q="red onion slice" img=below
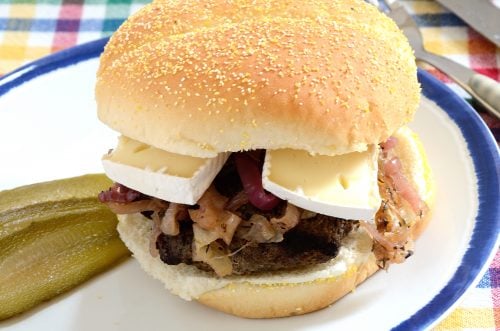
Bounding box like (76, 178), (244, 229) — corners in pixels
(234, 153), (281, 210)
(98, 183), (141, 203)
(383, 157), (422, 213)
(381, 136), (398, 151)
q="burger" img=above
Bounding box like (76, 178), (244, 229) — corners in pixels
(95, 0), (434, 318)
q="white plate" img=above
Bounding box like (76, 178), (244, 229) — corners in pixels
(0, 39), (498, 331)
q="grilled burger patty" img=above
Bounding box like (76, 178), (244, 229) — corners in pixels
(156, 214), (355, 275)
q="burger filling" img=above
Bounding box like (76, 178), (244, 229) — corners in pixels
(99, 139), (428, 276)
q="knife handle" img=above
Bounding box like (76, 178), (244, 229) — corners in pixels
(418, 52), (500, 119)
(469, 74), (500, 117)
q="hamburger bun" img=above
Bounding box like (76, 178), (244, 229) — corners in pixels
(97, 0), (431, 319)
(116, 127), (434, 318)
(95, 0), (420, 158)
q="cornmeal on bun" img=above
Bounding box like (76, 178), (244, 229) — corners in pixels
(95, 0), (434, 318)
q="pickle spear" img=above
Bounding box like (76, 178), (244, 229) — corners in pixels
(0, 174), (114, 239)
(0, 174), (130, 320)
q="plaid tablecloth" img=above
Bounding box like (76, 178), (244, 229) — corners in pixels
(0, 0), (498, 329)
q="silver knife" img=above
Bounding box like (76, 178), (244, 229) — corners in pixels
(377, 0), (500, 118)
(435, 0), (500, 47)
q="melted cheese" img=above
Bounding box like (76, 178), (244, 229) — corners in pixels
(102, 136), (229, 204)
(262, 147), (381, 221)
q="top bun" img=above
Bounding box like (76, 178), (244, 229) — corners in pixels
(96, 0), (420, 158)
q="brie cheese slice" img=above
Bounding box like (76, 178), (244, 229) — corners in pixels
(102, 136), (229, 204)
(262, 147), (381, 221)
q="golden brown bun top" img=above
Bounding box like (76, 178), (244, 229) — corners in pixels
(96, 0), (420, 157)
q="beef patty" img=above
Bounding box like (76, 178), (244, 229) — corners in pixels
(156, 214), (356, 275)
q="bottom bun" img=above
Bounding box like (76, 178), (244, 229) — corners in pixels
(116, 127), (434, 318)
(118, 213), (378, 318)
(197, 254), (379, 318)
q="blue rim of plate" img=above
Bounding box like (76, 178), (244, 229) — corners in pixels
(0, 38), (498, 330)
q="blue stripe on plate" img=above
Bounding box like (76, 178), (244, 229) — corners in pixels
(0, 38), (498, 331)
(392, 71), (500, 330)
(0, 38), (107, 97)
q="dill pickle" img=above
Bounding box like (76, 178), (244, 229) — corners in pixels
(0, 199), (104, 239)
(0, 175), (130, 320)
(0, 174), (113, 239)
(0, 174), (113, 209)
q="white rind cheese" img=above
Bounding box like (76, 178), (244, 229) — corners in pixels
(102, 136), (229, 204)
(262, 147), (381, 221)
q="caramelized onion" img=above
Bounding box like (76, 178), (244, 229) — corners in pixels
(270, 204), (300, 234)
(383, 157), (422, 212)
(224, 190), (249, 212)
(218, 213), (242, 245)
(103, 199), (166, 215)
(242, 215), (281, 243)
(188, 188), (223, 230)
(160, 203), (187, 236)
(300, 210), (317, 219)
(359, 221), (396, 252)
(192, 223), (219, 247)
(235, 203), (300, 243)
(150, 212), (162, 257)
(234, 153), (281, 211)
(192, 224), (233, 277)
(189, 187), (242, 245)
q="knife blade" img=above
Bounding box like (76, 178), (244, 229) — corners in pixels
(435, 0), (500, 47)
